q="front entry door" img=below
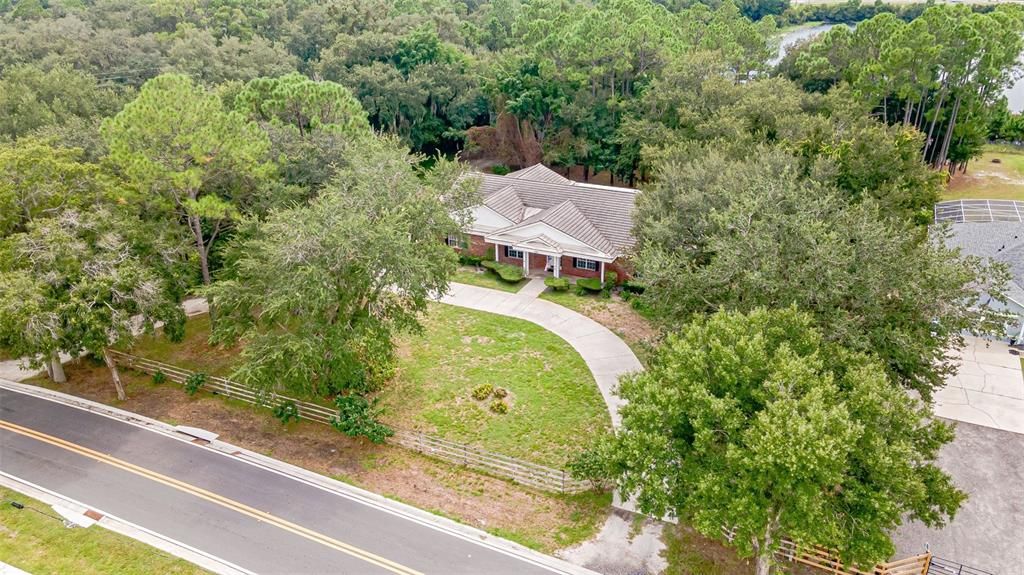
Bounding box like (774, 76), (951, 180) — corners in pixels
(546, 255), (555, 271)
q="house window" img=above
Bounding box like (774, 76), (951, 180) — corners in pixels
(573, 257), (598, 271)
(504, 245), (524, 259)
(446, 234), (464, 248)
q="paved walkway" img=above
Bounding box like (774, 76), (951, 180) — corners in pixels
(934, 336), (1024, 435)
(439, 279), (643, 428)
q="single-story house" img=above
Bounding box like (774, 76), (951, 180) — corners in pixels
(942, 219), (1024, 341)
(450, 164), (638, 283)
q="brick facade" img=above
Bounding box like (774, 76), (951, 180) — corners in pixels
(454, 235), (631, 283)
(555, 256), (630, 283)
(465, 234), (490, 258)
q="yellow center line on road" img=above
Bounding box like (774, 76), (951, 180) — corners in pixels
(0, 418), (424, 575)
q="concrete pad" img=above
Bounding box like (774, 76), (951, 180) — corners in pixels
(893, 422), (1024, 575)
(963, 391), (1024, 435)
(982, 376), (1024, 399)
(951, 372), (987, 391)
(936, 337), (1024, 435)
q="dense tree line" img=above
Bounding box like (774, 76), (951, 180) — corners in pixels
(2, 1), (1020, 179)
(780, 5), (1024, 171)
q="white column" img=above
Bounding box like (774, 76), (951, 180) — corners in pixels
(495, 244), (500, 261)
(554, 256), (560, 278)
(522, 250), (529, 274)
(600, 261), (605, 283)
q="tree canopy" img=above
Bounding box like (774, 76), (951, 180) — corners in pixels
(102, 73), (271, 285)
(634, 149), (1007, 399)
(575, 307), (964, 574)
(204, 137), (478, 440)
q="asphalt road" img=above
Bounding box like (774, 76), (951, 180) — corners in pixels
(0, 387), (574, 575)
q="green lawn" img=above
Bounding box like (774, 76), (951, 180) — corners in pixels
(384, 303), (608, 467)
(538, 288), (605, 312)
(0, 487), (207, 575)
(944, 144), (1024, 202)
(126, 304), (608, 468)
(452, 266), (526, 293)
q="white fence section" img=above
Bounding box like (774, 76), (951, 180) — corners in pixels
(107, 350), (590, 494)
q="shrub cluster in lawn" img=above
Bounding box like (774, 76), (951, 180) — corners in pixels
(544, 276), (570, 291)
(472, 383), (494, 400)
(470, 384), (510, 413)
(482, 260), (524, 283)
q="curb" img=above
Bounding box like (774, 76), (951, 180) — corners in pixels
(0, 472), (254, 575)
(0, 379), (600, 575)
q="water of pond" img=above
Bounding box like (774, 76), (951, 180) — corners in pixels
(773, 24), (1023, 112)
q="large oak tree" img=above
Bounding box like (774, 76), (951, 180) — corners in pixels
(576, 307), (964, 575)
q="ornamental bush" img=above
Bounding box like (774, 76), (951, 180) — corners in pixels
(544, 276), (570, 291)
(459, 252), (482, 266)
(184, 372), (207, 396)
(489, 399), (509, 414)
(603, 271), (618, 290)
(492, 387), (508, 398)
(152, 370), (167, 385)
(331, 395), (393, 443)
(481, 260), (524, 283)
(472, 383), (494, 400)
(576, 278), (603, 293)
(622, 279), (647, 294)
(273, 400), (301, 424)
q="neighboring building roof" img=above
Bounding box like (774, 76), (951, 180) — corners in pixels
(471, 164), (639, 259)
(943, 221), (1024, 309)
(935, 199), (1024, 223)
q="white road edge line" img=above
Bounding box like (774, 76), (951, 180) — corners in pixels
(0, 379), (599, 575)
(0, 470), (255, 575)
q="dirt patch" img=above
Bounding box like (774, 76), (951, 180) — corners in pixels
(33, 361), (610, 553)
(661, 523), (755, 575)
(586, 299), (658, 348)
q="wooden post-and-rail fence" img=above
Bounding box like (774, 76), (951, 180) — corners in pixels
(106, 350), (590, 494)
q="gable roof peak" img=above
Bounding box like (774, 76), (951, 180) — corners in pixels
(506, 163), (573, 185)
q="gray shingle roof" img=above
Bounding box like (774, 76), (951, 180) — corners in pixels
(506, 164), (573, 184)
(477, 167), (638, 256)
(482, 185), (525, 222)
(511, 200), (615, 255)
(944, 221), (1024, 307)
